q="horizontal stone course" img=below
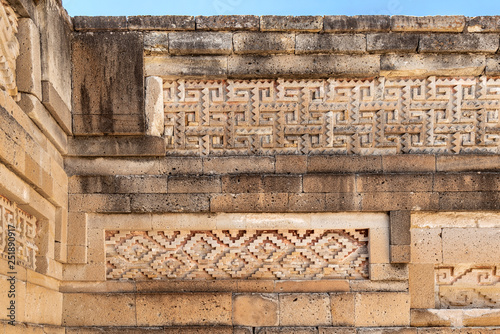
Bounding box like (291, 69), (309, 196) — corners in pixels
(196, 15), (260, 31)
(419, 33), (499, 53)
(296, 33), (366, 54)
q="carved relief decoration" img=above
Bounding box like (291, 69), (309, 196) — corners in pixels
(436, 265), (500, 308)
(106, 229), (369, 280)
(163, 77), (500, 156)
(0, 0), (19, 99)
(0, 195), (38, 270)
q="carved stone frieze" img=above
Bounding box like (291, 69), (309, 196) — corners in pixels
(0, 195), (38, 270)
(163, 77), (500, 156)
(106, 229), (369, 280)
(0, 0), (19, 99)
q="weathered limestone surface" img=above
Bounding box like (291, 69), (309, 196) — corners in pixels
(6, 7), (500, 333)
(72, 32), (145, 135)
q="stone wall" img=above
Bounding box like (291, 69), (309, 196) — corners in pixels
(1, 5), (500, 333)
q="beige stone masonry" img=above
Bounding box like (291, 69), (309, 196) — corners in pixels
(145, 76), (165, 137)
(16, 18), (41, 100)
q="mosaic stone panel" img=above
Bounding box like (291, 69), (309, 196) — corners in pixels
(163, 77), (500, 156)
(106, 229), (369, 280)
(436, 265), (500, 308)
(0, 0), (19, 99)
(0, 195), (38, 270)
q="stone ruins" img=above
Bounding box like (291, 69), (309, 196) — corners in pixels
(0, 0), (499, 332)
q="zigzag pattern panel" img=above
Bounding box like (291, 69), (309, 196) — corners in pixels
(106, 229), (369, 280)
(436, 265), (500, 308)
(163, 77), (500, 156)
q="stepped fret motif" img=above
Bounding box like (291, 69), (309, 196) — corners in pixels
(0, 195), (38, 270)
(106, 229), (369, 281)
(436, 265), (500, 308)
(163, 77), (500, 156)
(0, 0), (19, 99)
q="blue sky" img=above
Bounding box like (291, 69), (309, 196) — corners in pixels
(62, 0), (500, 17)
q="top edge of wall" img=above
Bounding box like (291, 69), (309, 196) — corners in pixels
(70, 15), (500, 33)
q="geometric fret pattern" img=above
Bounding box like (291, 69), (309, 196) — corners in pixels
(0, 0), (19, 99)
(164, 77), (500, 156)
(436, 265), (500, 308)
(0, 195), (38, 270)
(106, 229), (369, 280)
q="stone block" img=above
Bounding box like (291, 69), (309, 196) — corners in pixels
(308, 155), (382, 173)
(262, 175), (302, 193)
(358, 174), (433, 193)
(130, 194), (210, 213)
(38, 0), (72, 110)
(370, 263), (408, 281)
(62, 293), (136, 326)
(67, 245), (87, 264)
(256, 328), (318, 334)
(136, 293), (231, 326)
(128, 15), (195, 30)
(196, 15), (259, 31)
(419, 33), (499, 53)
(463, 310), (500, 326)
(159, 157), (203, 175)
(436, 155), (500, 172)
(210, 193), (288, 212)
(237, 280), (275, 293)
(367, 33), (419, 53)
(67, 212), (87, 246)
(303, 175), (355, 193)
(261, 15), (323, 32)
(410, 309), (454, 327)
(168, 176), (221, 193)
(319, 329), (357, 334)
(442, 227), (500, 263)
(64, 157), (161, 176)
(135, 280), (238, 293)
(289, 193), (326, 212)
(72, 114), (145, 136)
(69, 194), (131, 213)
(18, 93), (68, 154)
(7, 0), (35, 18)
(233, 32), (295, 54)
(487, 55), (500, 76)
(296, 34), (366, 54)
(349, 280), (408, 292)
(409, 263), (435, 309)
(228, 54), (380, 78)
(73, 16), (128, 31)
(72, 32), (145, 135)
(382, 155), (436, 173)
(279, 293), (332, 326)
(357, 329), (416, 334)
(390, 245), (411, 263)
(330, 293), (355, 326)
(169, 32), (233, 55)
(380, 54), (485, 77)
(24, 283), (62, 325)
(390, 210), (411, 245)
(16, 18), (42, 99)
(233, 294), (279, 326)
(324, 15), (390, 32)
(361, 192), (439, 211)
(221, 174), (263, 193)
(204, 156), (275, 174)
(391, 16), (466, 32)
(354, 292), (410, 327)
(275, 280), (349, 293)
(145, 55), (227, 78)
(439, 191), (500, 211)
(276, 155), (307, 174)
(67, 136), (165, 157)
(145, 76), (164, 137)
(411, 228), (442, 264)
(115, 175), (170, 194)
(468, 16), (500, 32)
(144, 32), (169, 53)
(434, 173), (500, 192)
(325, 193), (362, 211)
